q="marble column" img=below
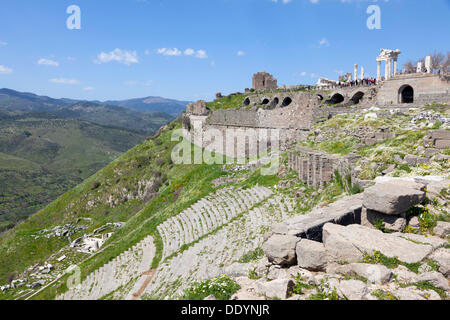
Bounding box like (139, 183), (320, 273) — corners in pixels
(385, 59), (389, 80)
(387, 59), (392, 79)
(393, 58), (398, 76)
(354, 64), (358, 82)
(377, 60), (381, 81)
(361, 66), (365, 80)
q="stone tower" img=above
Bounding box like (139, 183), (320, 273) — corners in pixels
(252, 72), (278, 91)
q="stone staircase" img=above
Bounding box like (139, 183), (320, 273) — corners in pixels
(143, 194), (297, 299)
(157, 186), (273, 259)
(57, 235), (155, 300)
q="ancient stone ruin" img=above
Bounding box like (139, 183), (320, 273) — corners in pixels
(252, 72), (278, 91)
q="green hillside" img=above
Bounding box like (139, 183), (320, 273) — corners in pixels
(0, 115), (147, 232)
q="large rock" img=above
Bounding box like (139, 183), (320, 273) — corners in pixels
(272, 194), (363, 241)
(337, 280), (368, 300)
(417, 271), (449, 291)
(363, 183), (425, 215)
(334, 263), (392, 284)
(263, 235), (299, 266)
(429, 248), (450, 277)
(434, 221), (450, 238)
(323, 223), (434, 264)
(256, 279), (295, 299)
(296, 239), (327, 271)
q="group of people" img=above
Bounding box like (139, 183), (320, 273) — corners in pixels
(337, 78), (377, 88)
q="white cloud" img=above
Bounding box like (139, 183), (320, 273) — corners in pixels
(310, 0), (319, 3)
(318, 37), (330, 47)
(0, 65), (13, 74)
(38, 58), (59, 67)
(49, 78), (79, 85)
(83, 87), (95, 91)
(195, 50), (208, 59)
(184, 48), (195, 56)
(301, 71), (307, 76)
(95, 48), (139, 65)
(0, 41), (7, 46)
(157, 47), (208, 59)
(237, 51), (246, 56)
(157, 48), (182, 56)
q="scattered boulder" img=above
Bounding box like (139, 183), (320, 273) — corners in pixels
(393, 265), (418, 283)
(337, 280), (368, 300)
(416, 272), (449, 291)
(434, 221), (450, 238)
(408, 216), (420, 229)
(363, 183), (425, 215)
(429, 248), (450, 277)
(334, 263), (392, 284)
(394, 288), (427, 300)
(256, 279), (295, 299)
(287, 266), (315, 285)
(404, 155), (430, 167)
(263, 235), (299, 266)
(296, 239), (327, 271)
(266, 265), (288, 281)
(323, 223), (434, 264)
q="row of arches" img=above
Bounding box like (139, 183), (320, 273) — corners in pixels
(324, 85), (415, 106)
(244, 96), (293, 109)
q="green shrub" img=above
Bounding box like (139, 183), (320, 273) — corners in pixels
(239, 248), (264, 263)
(182, 275), (241, 300)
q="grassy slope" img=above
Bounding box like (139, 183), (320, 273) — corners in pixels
(0, 117), (146, 231)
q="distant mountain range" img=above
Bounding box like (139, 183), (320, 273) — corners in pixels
(0, 88), (189, 231)
(0, 88), (190, 131)
(95, 97), (190, 116)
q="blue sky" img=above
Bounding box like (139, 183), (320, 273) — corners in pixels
(0, 0), (449, 102)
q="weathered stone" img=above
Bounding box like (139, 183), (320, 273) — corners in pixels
(337, 280), (368, 300)
(434, 221), (450, 238)
(394, 288), (427, 300)
(287, 266), (315, 285)
(256, 279), (295, 299)
(408, 216), (420, 228)
(276, 194), (363, 241)
(267, 265), (288, 281)
(204, 295), (217, 300)
(363, 183), (425, 215)
(426, 180), (450, 197)
(296, 239), (327, 271)
(224, 263), (254, 278)
(323, 223), (434, 264)
(417, 272), (449, 291)
(263, 235), (299, 266)
(429, 248), (450, 277)
(362, 208), (406, 232)
(392, 232), (448, 250)
(435, 140), (450, 149)
(334, 263), (392, 284)
(231, 277), (265, 301)
(404, 155), (430, 166)
(393, 265), (417, 283)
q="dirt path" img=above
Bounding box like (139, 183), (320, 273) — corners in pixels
(131, 269), (156, 300)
